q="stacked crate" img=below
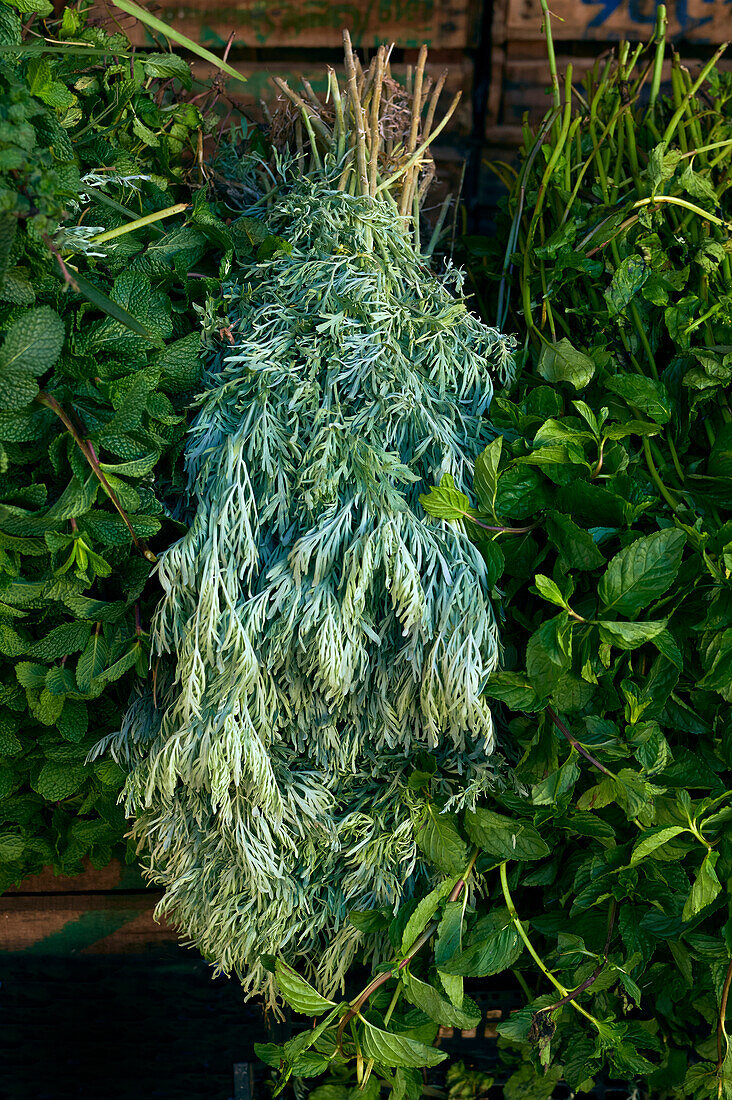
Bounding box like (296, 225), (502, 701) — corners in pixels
(488, 0), (732, 145)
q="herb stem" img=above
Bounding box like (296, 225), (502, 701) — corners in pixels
(338, 850), (478, 1046)
(499, 862), (600, 1028)
(35, 392), (157, 562)
(717, 956), (732, 1082)
(546, 706), (614, 777)
(87, 203), (188, 245)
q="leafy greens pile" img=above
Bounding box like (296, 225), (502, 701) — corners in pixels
(256, 9), (732, 1099)
(0, 0), (256, 890)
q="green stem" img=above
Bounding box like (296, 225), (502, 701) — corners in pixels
(661, 44), (728, 150)
(642, 436), (681, 510)
(499, 862), (600, 1028)
(633, 195), (731, 231)
(87, 202), (188, 245)
(35, 393), (156, 562)
(648, 4), (667, 110)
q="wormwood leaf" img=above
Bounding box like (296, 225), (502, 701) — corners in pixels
(463, 808), (550, 861)
(274, 959), (335, 1014)
(400, 971), (480, 1028)
(598, 529), (685, 617)
(359, 1018), (447, 1069)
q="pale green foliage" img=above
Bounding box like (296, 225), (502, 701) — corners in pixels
(102, 130), (514, 1001)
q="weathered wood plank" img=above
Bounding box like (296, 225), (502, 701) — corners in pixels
(500, 0), (732, 44)
(0, 891), (175, 953)
(7, 858), (143, 893)
(99, 0), (480, 50)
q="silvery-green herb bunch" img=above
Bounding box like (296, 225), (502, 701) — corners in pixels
(102, 36), (515, 1003)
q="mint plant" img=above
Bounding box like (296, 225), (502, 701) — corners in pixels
(0, 0), (258, 888)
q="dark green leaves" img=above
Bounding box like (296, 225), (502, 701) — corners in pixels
(598, 529), (685, 617)
(415, 805), (469, 875)
(400, 971), (481, 1028)
(359, 1019), (447, 1069)
(419, 477), (472, 522)
(464, 808), (550, 861)
(275, 960), (336, 1015)
(537, 339), (595, 390)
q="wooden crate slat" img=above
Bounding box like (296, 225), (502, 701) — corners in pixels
(501, 0), (732, 44)
(6, 859), (144, 894)
(102, 0), (480, 50)
(0, 891), (175, 954)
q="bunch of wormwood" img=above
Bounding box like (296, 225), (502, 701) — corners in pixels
(0, 0), (270, 889)
(257, 10), (732, 1100)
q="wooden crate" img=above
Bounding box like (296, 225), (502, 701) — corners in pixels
(1, 860), (176, 954)
(111, 0), (481, 49)
(487, 0), (732, 144)
(502, 0), (732, 44)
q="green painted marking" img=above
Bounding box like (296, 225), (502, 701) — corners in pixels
(23, 908), (143, 955)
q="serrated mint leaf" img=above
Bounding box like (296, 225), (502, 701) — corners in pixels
(464, 808), (550, 861)
(597, 619), (667, 650)
(440, 916), (522, 977)
(415, 805), (468, 875)
(545, 510), (605, 570)
(630, 825), (687, 865)
(400, 971), (480, 1028)
(359, 1018), (447, 1069)
(274, 959), (335, 1015)
(419, 480), (472, 522)
(683, 851), (722, 921)
(598, 529), (685, 617)
(400, 876), (455, 955)
(0, 305), (64, 377)
(605, 374), (672, 424)
(33, 760), (86, 800)
(537, 338), (595, 390)
(483, 671), (542, 711)
(473, 436), (502, 515)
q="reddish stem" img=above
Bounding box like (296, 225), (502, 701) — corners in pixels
(546, 705), (614, 778)
(36, 392), (156, 563)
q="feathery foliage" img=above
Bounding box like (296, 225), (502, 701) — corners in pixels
(103, 38), (515, 1000)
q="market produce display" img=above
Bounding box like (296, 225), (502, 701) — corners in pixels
(103, 37), (515, 1003)
(255, 9), (732, 1099)
(3, 0), (731, 1097)
(0, 0), (246, 890)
